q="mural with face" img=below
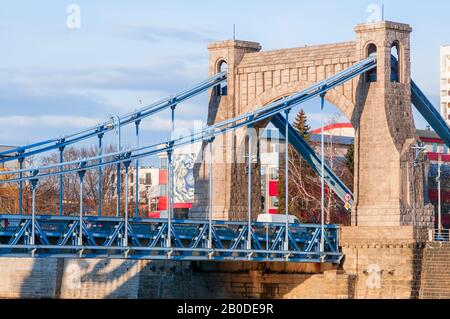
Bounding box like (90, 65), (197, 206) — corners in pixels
(173, 153), (195, 204)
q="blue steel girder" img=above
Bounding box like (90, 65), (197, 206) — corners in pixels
(0, 56), (383, 264)
(0, 72), (227, 163)
(7, 219), (50, 246)
(0, 56), (377, 187)
(411, 80), (450, 148)
(0, 215), (341, 263)
(8, 220), (32, 246)
(271, 113), (353, 206)
(189, 225), (209, 249)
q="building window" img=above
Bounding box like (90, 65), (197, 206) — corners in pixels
(390, 42), (400, 83)
(144, 173), (152, 185)
(269, 196), (279, 208)
(269, 167), (279, 180)
(442, 90), (448, 97)
(216, 60), (228, 96)
(160, 157), (168, 169)
(270, 143), (279, 153)
(366, 43), (377, 83)
(130, 173), (134, 184)
(150, 198), (158, 212)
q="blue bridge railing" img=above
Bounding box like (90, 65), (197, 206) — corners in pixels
(0, 215), (341, 263)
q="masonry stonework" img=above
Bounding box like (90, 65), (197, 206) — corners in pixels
(190, 21), (436, 299)
(0, 258), (356, 299)
(193, 21), (433, 228)
(1, 22), (439, 300)
(419, 242), (450, 299)
(0, 247), (446, 299)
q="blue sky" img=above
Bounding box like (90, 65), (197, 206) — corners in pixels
(0, 0), (448, 152)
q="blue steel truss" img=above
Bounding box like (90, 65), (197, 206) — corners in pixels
(271, 113), (354, 206)
(0, 55), (383, 264)
(0, 56), (378, 190)
(411, 80), (450, 148)
(0, 72), (227, 163)
(0, 215), (341, 263)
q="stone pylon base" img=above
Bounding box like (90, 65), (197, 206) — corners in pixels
(340, 226), (428, 299)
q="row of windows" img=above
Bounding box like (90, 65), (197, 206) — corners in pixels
(425, 143), (450, 154)
(441, 78), (450, 86)
(366, 42), (400, 83)
(441, 55), (450, 73)
(269, 196), (279, 209)
(129, 173), (153, 185)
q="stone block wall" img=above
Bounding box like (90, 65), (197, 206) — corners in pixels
(340, 226), (428, 299)
(1, 237), (450, 299)
(0, 258), (356, 299)
(419, 242), (450, 299)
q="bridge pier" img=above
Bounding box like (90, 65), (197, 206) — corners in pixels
(193, 21), (435, 226)
(352, 22), (434, 228)
(0, 250), (444, 299)
(190, 20), (436, 299)
(340, 226), (428, 299)
(0, 258), (355, 299)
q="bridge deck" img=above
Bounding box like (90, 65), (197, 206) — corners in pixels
(0, 215), (341, 263)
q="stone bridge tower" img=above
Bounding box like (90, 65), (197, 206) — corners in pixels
(192, 21), (433, 229)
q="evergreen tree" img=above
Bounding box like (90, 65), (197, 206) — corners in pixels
(293, 109), (311, 140)
(345, 144), (354, 175)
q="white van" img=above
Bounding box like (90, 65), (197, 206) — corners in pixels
(257, 214), (301, 225)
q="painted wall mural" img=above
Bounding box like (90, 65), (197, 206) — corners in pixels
(173, 153), (195, 204)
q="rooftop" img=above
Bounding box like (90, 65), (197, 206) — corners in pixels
(0, 146), (17, 158)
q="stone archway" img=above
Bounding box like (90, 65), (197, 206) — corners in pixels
(225, 81), (357, 220)
(193, 21), (433, 229)
(242, 81), (355, 121)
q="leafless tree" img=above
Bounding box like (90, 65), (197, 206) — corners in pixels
(2, 145), (123, 216)
(278, 113), (353, 225)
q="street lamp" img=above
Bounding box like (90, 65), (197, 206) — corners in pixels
(412, 143), (427, 219)
(437, 154), (443, 235)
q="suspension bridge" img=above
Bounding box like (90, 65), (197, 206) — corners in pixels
(0, 20), (448, 266)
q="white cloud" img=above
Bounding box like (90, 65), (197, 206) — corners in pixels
(0, 114), (204, 133)
(139, 115), (205, 133)
(0, 115), (100, 129)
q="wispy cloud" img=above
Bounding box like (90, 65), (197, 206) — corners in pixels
(140, 115), (204, 133)
(0, 61), (207, 94)
(0, 115), (100, 129)
(0, 114), (202, 133)
(118, 25), (216, 44)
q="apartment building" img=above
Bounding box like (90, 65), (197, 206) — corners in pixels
(441, 45), (450, 125)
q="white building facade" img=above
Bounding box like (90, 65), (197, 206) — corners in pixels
(441, 46), (450, 125)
